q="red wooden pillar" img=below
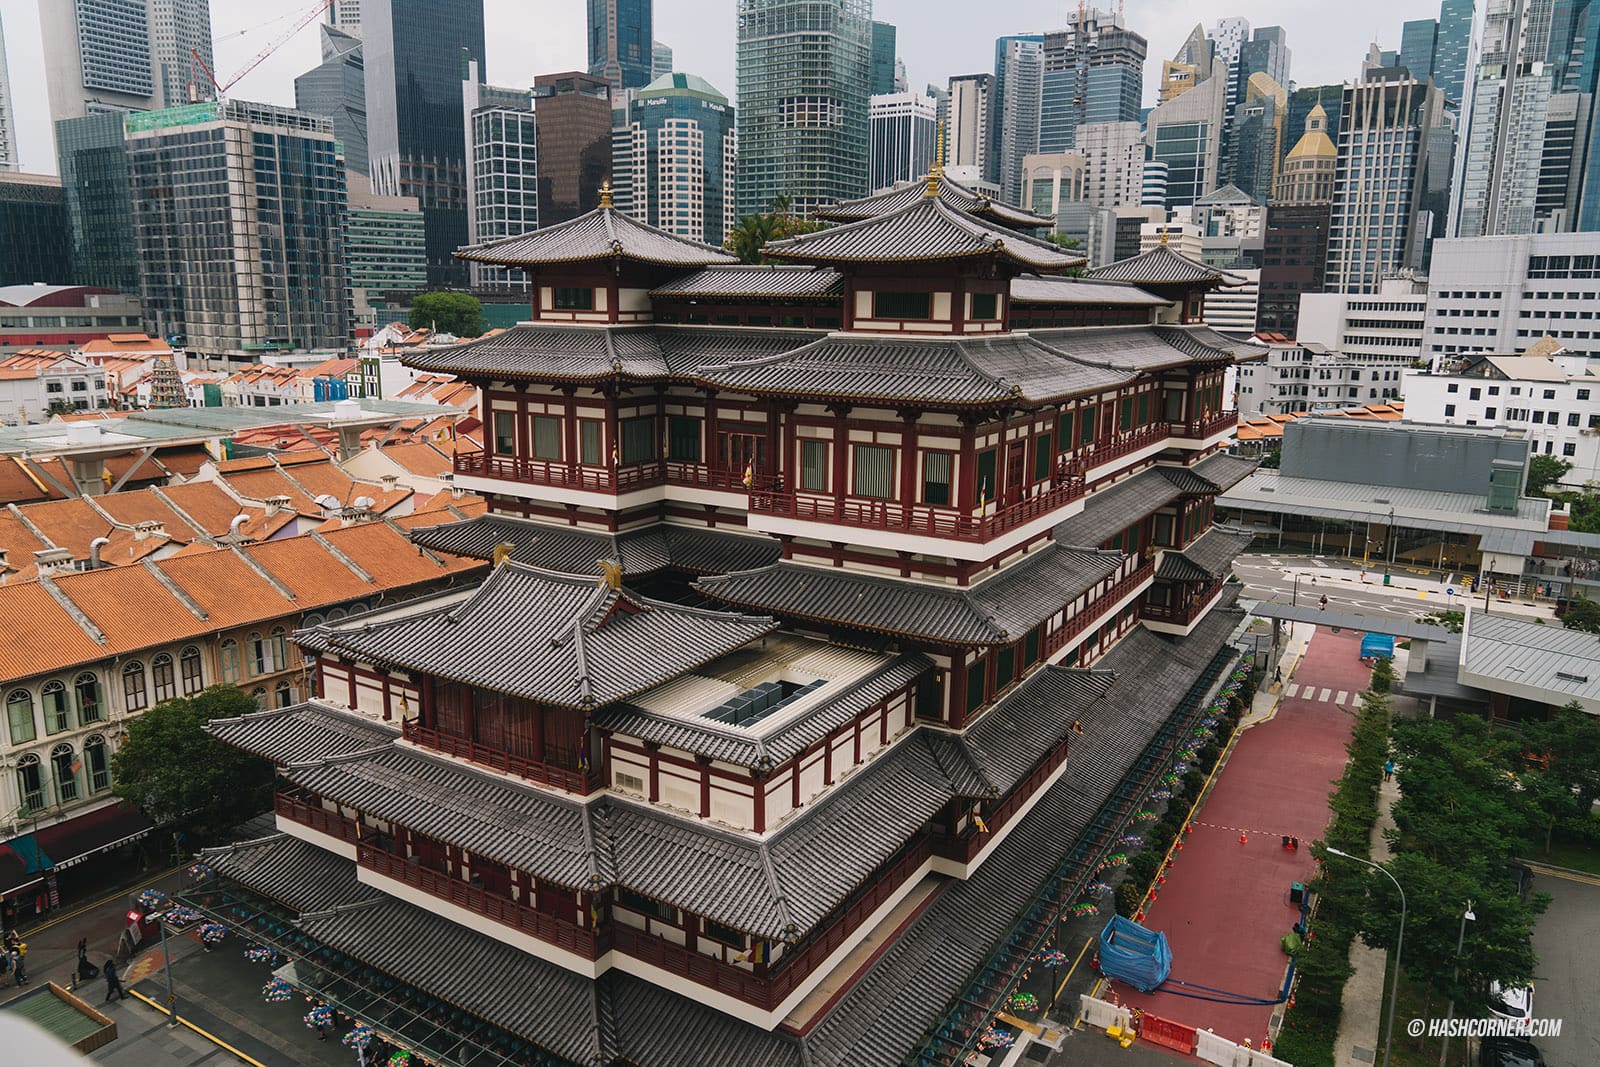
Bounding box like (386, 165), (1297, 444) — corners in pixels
(781, 402), (798, 492)
(697, 756), (712, 818)
(562, 387), (578, 476)
(703, 389), (720, 473)
(752, 772), (767, 834)
(647, 743), (660, 803)
(831, 405), (850, 507)
(959, 419), (977, 511)
(380, 675), (392, 721)
(899, 411), (919, 511)
(345, 660), (356, 708)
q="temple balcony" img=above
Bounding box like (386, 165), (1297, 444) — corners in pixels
(747, 473), (1086, 562)
(1042, 558), (1157, 661)
(1141, 577), (1229, 635)
(400, 719), (598, 796)
(454, 453), (761, 509)
(1075, 423), (1172, 484)
(1165, 410), (1238, 451)
(274, 792), (360, 858)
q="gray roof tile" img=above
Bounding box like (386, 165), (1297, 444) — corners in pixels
(650, 265), (844, 298)
(815, 175), (1055, 230)
(1087, 245), (1244, 286)
(697, 547), (1123, 646)
(1054, 467), (1187, 548)
(408, 514), (781, 577)
(456, 205), (736, 268)
(298, 562), (777, 709)
(205, 704), (398, 766)
(1157, 526), (1254, 580)
(200, 833), (381, 913)
(1010, 276), (1168, 306)
(764, 196), (1084, 271)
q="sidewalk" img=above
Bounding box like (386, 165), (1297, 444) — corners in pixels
(1246, 620), (1314, 727)
(1270, 557), (1556, 622)
(1332, 768), (1401, 1067)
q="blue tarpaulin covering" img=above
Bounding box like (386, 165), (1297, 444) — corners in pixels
(1360, 633), (1395, 659)
(1098, 915), (1172, 992)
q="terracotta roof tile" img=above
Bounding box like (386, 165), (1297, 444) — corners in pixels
(157, 482), (297, 541)
(242, 537), (377, 607)
(0, 583), (105, 677)
(0, 458), (67, 505)
(50, 565), (206, 653)
(376, 441), (454, 479)
(155, 551), (296, 628)
(90, 490), (200, 537)
(277, 458), (412, 513)
(317, 522), (482, 585)
(18, 499), (119, 556)
(154, 445), (213, 478)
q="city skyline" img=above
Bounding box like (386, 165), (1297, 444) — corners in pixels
(2, 0), (1455, 173)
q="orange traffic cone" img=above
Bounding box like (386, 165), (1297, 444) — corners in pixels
(1240, 833), (1248, 845)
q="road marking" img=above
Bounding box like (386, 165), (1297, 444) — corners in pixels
(1056, 934), (1097, 1005)
(1520, 858), (1600, 888)
(1335, 690), (1349, 705)
(1285, 684), (1300, 698)
(1318, 688), (1332, 702)
(127, 989), (270, 1067)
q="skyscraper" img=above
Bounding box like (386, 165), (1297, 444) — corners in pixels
(1145, 62), (1227, 206)
(41, 0), (214, 126)
(735, 0), (871, 217)
(869, 92), (937, 192)
(531, 72), (611, 226)
(1223, 26), (1290, 191)
(463, 60), (536, 291)
(1077, 122), (1145, 209)
(871, 22), (898, 96)
(55, 112), (140, 293)
(1399, 18), (1439, 82)
(346, 173), (426, 330)
(0, 13), (15, 170)
(1326, 69), (1446, 292)
(588, 0), (653, 95)
(1432, 0), (1477, 110)
(1259, 104), (1337, 336)
(947, 73), (994, 176)
(652, 40), (673, 80)
(124, 101), (349, 365)
(1231, 73), (1286, 203)
(1274, 103), (1336, 204)
(1452, 0), (1560, 236)
(992, 35), (1045, 201)
(328, 0), (364, 35)
(364, 0), (485, 287)
(0, 174), (72, 284)
(295, 24), (368, 177)
(1161, 25), (1214, 103)
(1039, 9), (1147, 152)
(613, 73), (736, 245)
(1282, 86), (1343, 168)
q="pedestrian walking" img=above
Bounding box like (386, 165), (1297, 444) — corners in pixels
(8, 947), (25, 987)
(104, 958), (128, 1003)
(1383, 758), (1395, 782)
(1273, 665), (1283, 685)
(1319, 594), (1329, 610)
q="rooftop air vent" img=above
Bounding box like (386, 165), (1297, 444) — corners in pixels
(1556, 671), (1589, 684)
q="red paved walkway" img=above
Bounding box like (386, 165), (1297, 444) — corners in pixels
(1112, 626), (1368, 1049)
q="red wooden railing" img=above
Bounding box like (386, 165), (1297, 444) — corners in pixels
(455, 452), (665, 492)
(357, 843), (603, 958)
(1042, 560), (1156, 658)
(1071, 423), (1169, 470)
(1142, 579), (1226, 626)
(401, 720), (596, 795)
(663, 462), (752, 491)
(749, 474), (1086, 543)
(1167, 411), (1238, 441)
(275, 793), (360, 843)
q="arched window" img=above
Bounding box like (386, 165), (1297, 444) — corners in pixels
(249, 632), (271, 675)
(84, 734), (110, 793)
(274, 681), (294, 709)
(51, 743), (78, 803)
(302, 613), (325, 629)
(151, 653), (176, 703)
(221, 640), (241, 683)
(6, 690), (35, 745)
(180, 645), (203, 694)
(16, 754), (43, 814)
(326, 608), (347, 623)
(251, 687), (267, 710)
(122, 661), (148, 712)
(42, 681), (71, 734)
(75, 672), (103, 724)
(269, 627), (289, 672)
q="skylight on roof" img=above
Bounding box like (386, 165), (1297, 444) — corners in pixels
(703, 679), (826, 728)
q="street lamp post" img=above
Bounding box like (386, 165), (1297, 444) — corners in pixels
(1293, 572), (1302, 606)
(1327, 848), (1406, 1067)
(156, 914), (178, 1027)
(1439, 901), (1475, 1067)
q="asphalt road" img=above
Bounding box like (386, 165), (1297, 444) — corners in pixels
(1529, 872), (1600, 1067)
(1233, 555), (1479, 628)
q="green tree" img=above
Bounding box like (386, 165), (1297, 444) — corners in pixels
(1561, 594), (1600, 634)
(1417, 609), (1465, 633)
(111, 686), (275, 842)
(1519, 702), (1600, 852)
(408, 291), (484, 338)
(724, 194), (825, 263)
(45, 399), (77, 418)
(1525, 454), (1573, 498)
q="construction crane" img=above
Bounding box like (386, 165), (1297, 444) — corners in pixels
(190, 0), (333, 101)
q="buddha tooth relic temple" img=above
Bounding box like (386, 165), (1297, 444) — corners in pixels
(191, 170), (1265, 1067)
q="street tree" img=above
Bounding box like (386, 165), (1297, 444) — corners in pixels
(1524, 454), (1572, 498)
(725, 194), (824, 263)
(408, 291), (484, 338)
(110, 686), (275, 842)
(1560, 594), (1600, 634)
(1518, 701), (1600, 852)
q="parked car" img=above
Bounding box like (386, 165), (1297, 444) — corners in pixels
(1480, 1036), (1545, 1067)
(1487, 981), (1535, 1036)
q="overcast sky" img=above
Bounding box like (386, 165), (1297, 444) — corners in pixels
(2, 0), (1446, 174)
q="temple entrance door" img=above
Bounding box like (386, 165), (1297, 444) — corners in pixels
(1003, 442), (1026, 507)
(720, 432), (765, 482)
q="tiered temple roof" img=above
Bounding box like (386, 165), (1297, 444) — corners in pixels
(813, 174), (1056, 230)
(296, 563), (777, 708)
(455, 200), (737, 269)
(1156, 526), (1257, 581)
(407, 514), (781, 574)
(1086, 244), (1247, 287)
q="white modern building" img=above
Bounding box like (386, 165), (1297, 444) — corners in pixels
(1077, 121), (1144, 209)
(1423, 233), (1600, 362)
(0, 12), (15, 170)
(1298, 276), (1429, 364)
(1138, 221), (1203, 258)
(463, 62), (536, 293)
(868, 92), (937, 192)
(1234, 339), (1407, 418)
(1021, 152), (1085, 220)
(1203, 268), (1259, 335)
(1403, 349), (1600, 485)
(946, 73), (993, 176)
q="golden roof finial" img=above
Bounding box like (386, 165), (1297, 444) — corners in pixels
(1159, 227), (1170, 248)
(599, 178), (614, 210)
(597, 559), (623, 590)
(926, 122), (946, 198)
(491, 542), (515, 567)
